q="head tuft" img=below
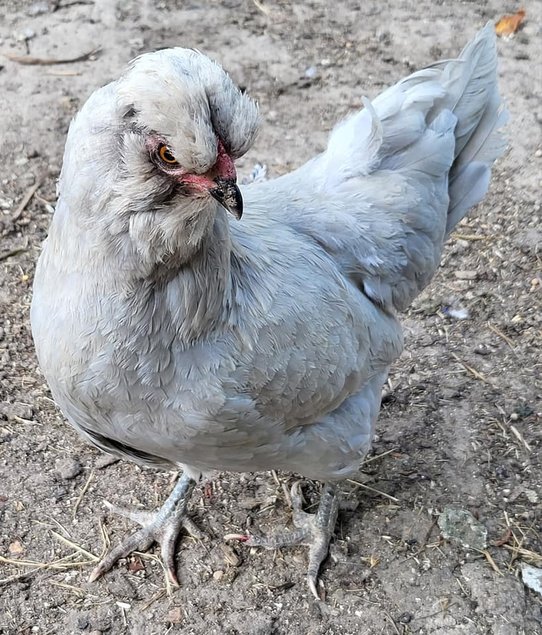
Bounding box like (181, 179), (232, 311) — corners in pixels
(116, 48), (260, 173)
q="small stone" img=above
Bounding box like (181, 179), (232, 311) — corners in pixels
(397, 612), (413, 624)
(27, 2), (50, 16)
(521, 564), (542, 597)
(15, 28), (36, 42)
(55, 456), (83, 480)
(454, 270), (478, 280)
(167, 607), (183, 624)
(474, 343), (492, 356)
(9, 540), (24, 555)
(0, 402), (33, 421)
(95, 454), (119, 469)
(438, 507), (487, 550)
(523, 488), (539, 504)
(222, 544), (241, 567)
(76, 616), (90, 630)
(213, 569), (224, 581)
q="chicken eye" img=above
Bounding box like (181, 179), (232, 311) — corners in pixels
(158, 144), (179, 165)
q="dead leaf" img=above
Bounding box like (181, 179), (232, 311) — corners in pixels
(127, 555), (145, 573)
(495, 9), (526, 36)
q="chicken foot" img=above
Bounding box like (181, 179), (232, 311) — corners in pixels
(89, 472), (201, 585)
(227, 481), (339, 599)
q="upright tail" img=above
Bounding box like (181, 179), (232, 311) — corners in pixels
(435, 25), (509, 232)
(286, 23), (508, 312)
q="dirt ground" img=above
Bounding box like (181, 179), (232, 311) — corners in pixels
(0, 0), (541, 633)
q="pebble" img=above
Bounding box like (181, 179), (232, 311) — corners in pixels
(15, 28), (36, 42)
(213, 569), (224, 581)
(76, 616), (89, 630)
(55, 456), (83, 480)
(0, 401), (33, 421)
(438, 507), (487, 550)
(454, 270), (478, 280)
(167, 607), (183, 624)
(27, 2), (50, 16)
(222, 544), (241, 567)
(521, 564), (542, 597)
(95, 454), (119, 469)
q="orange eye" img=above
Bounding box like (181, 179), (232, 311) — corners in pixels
(158, 144), (178, 165)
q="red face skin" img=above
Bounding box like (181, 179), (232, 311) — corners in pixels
(146, 136), (237, 196)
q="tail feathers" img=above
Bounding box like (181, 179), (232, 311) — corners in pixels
(447, 163), (492, 232)
(442, 24), (508, 232)
(285, 24), (508, 314)
(322, 23), (507, 231)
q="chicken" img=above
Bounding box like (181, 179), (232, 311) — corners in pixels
(30, 24), (507, 598)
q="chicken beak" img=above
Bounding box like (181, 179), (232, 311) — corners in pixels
(209, 178), (243, 220)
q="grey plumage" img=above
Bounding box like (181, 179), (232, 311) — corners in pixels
(31, 24), (506, 591)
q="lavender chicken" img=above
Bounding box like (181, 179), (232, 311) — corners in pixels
(31, 24), (507, 597)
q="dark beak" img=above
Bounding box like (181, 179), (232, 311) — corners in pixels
(209, 178), (243, 220)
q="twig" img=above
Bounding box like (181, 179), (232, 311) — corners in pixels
(49, 580), (86, 595)
(346, 479), (399, 502)
(509, 425), (532, 452)
(0, 246), (28, 261)
(452, 233), (492, 241)
(46, 69), (82, 77)
(362, 448), (398, 466)
(501, 543), (542, 564)
(5, 47), (101, 66)
(50, 530), (99, 561)
(0, 553), (88, 571)
(135, 551), (173, 595)
(251, 0), (272, 15)
(140, 589), (167, 611)
(479, 549), (503, 576)
(0, 567), (41, 585)
(383, 610), (401, 635)
(53, 0), (95, 10)
(73, 469), (95, 519)
(487, 322), (516, 352)
(10, 179), (43, 222)
(451, 353), (492, 385)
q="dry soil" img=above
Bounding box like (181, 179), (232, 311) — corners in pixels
(0, 1), (541, 634)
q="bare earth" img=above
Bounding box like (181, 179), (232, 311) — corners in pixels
(0, 1), (541, 633)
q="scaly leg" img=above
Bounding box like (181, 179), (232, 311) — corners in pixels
(90, 472), (201, 585)
(226, 481), (339, 598)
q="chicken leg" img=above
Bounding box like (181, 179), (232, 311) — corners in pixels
(89, 472), (201, 585)
(227, 481), (339, 599)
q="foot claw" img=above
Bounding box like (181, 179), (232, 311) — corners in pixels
(307, 575), (320, 601)
(90, 474), (197, 584)
(230, 482), (339, 598)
